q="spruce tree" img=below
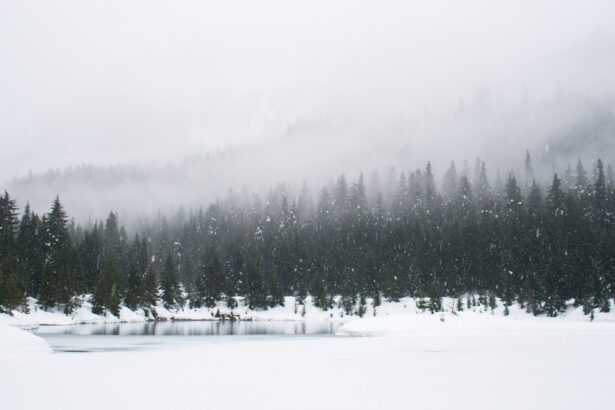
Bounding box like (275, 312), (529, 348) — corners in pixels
(91, 212), (123, 316)
(141, 240), (159, 308)
(0, 192), (25, 311)
(39, 196), (77, 313)
(199, 245), (225, 307)
(16, 204), (43, 300)
(124, 235), (145, 310)
(160, 253), (181, 309)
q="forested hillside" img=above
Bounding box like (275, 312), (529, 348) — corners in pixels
(7, 95), (615, 225)
(1, 154), (614, 318)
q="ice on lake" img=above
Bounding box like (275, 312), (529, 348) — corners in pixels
(32, 320), (346, 353)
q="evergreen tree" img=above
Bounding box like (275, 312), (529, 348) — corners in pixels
(79, 222), (103, 293)
(501, 175), (524, 303)
(141, 240), (159, 308)
(542, 175), (566, 316)
(17, 204), (44, 299)
(198, 245), (225, 307)
(0, 192), (23, 311)
(160, 253), (181, 309)
(39, 196), (77, 313)
(91, 212), (123, 315)
(442, 161), (458, 204)
(524, 150), (534, 193)
(124, 235), (145, 310)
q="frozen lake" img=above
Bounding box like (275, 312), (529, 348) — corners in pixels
(32, 320), (346, 353)
(6, 314), (615, 410)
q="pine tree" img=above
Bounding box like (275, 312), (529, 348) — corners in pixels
(124, 235), (144, 310)
(91, 212), (123, 316)
(79, 222), (103, 293)
(575, 158), (588, 198)
(92, 249), (121, 316)
(160, 253), (181, 309)
(501, 175), (524, 303)
(141, 240), (158, 308)
(199, 245), (225, 307)
(543, 174), (570, 315)
(39, 196), (77, 313)
(524, 150), (534, 193)
(0, 192), (23, 311)
(590, 159), (610, 311)
(442, 161), (458, 204)
(17, 204), (43, 299)
(243, 242), (267, 309)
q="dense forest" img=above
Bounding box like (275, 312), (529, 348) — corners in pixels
(1, 153), (614, 318)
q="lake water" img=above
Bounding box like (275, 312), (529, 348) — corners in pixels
(32, 320), (346, 353)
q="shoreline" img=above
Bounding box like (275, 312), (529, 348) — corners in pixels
(3, 295), (614, 329)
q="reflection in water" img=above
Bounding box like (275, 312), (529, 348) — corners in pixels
(33, 320), (343, 337)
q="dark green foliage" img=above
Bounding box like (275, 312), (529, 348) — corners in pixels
(0, 192), (25, 312)
(141, 257), (158, 308)
(160, 253), (181, 309)
(195, 245), (225, 308)
(38, 196), (78, 313)
(17, 204), (44, 299)
(2, 155), (615, 318)
(91, 250), (121, 316)
(79, 223), (103, 293)
(124, 234), (148, 310)
(91, 213), (124, 316)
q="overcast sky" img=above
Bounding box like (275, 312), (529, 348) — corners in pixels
(1, 0), (614, 183)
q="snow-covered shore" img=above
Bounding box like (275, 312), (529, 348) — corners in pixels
(0, 323), (51, 356)
(0, 296), (352, 328)
(337, 298), (615, 336)
(2, 295), (613, 329)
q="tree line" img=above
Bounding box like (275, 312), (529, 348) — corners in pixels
(1, 153), (614, 317)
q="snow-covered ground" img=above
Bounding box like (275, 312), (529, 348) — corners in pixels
(0, 322), (51, 357)
(2, 295), (614, 328)
(2, 311), (615, 409)
(2, 297), (615, 409)
(0, 296), (354, 327)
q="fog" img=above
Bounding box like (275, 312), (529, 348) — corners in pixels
(1, 0), (615, 222)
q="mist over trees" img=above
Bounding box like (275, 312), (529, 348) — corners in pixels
(6, 94), (615, 225)
(1, 154), (614, 317)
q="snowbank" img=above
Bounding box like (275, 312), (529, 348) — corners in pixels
(337, 312), (453, 336)
(336, 311), (575, 337)
(2, 295), (614, 329)
(0, 297), (149, 328)
(0, 296), (349, 327)
(337, 297), (615, 337)
(153, 296), (347, 322)
(0, 323), (51, 356)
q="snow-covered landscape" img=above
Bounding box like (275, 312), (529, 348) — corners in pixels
(2, 298), (615, 409)
(3, 1), (615, 409)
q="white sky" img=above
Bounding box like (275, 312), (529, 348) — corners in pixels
(1, 0), (614, 182)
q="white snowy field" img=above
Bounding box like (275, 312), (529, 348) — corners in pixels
(2, 300), (615, 410)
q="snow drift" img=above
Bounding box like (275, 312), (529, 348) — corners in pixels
(0, 323), (51, 356)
